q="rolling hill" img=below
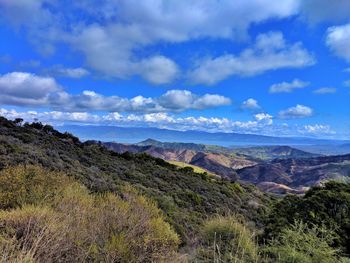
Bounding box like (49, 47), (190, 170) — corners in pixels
(237, 154), (350, 194)
(0, 117), (270, 244)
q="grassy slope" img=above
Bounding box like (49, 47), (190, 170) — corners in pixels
(167, 160), (218, 177)
(0, 117), (271, 245)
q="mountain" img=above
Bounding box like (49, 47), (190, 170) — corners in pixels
(237, 154), (350, 194)
(99, 141), (255, 179)
(101, 140), (336, 189)
(0, 117), (270, 244)
(136, 138), (208, 152)
(135, 139), (322, 160)
(58, 125), (349, 147)
(231, 145), (321, 160)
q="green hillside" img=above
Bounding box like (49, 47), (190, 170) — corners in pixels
(1, 116), (349, 262)
(0, 117), (270, 245)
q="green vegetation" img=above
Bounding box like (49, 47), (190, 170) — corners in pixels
(0, 166), (180, 262)
(167, 160), (218, 177)
(1, 117), (350, 262)
(264, 181), (350, 256)
(0, 117), (270, 246)
(195, 216), (259, 262)
(263, 221), (339, 263)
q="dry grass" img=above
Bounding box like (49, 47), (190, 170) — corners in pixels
(0, 166), (180, 263)
(195, 215), (260, 263)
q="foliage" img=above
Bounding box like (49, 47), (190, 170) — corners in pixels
(264, 181), (350, 255)
(0, 116), (271, 245)
(0, 165), (73, 209)
(263, 221), (340, 263)
(0, 165), (180, 262)
(195, 215), (259, 263)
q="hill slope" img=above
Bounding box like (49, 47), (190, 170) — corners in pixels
(0, 117), (270, 244)
(101, 141), (256, 179)
(237, 154), (350, 193)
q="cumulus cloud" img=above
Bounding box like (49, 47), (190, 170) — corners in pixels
(0, 72), (60, 106)
(269, 79), (309, 93)
(241, 98), (260, 110)
(138, 56), (179, 84)
(326, 23), (350, 62)
(0, 108), (274, 134)
(254, 113), (273, 125)
(0, 0), (301, 84)
(278, 104), (313, 119)
(313, 87), (337, 94)
(298, 124), (335, 135)
(2, 108), (337, 137)
(45, 65), (90, 78)
(0, 72), (231, 113)
(189, 32), (315, 85)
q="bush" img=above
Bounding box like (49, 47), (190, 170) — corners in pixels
(264, 181), (350, 255)
(0, 166), (180, 262)
(0, 165), (73, 209)
(263, 221), (340, 263)
(195, 215), (259, 263)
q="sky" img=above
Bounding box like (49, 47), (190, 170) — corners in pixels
(0, 0), (349, 139)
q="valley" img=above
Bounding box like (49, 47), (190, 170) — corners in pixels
(97, 139), (350, 194)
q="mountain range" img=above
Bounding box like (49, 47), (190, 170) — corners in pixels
(94, 138), (350, 194)
(59, 125), (350, 153)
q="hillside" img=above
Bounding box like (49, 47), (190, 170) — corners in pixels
(0, 117), (270, 245)
(101, 141), (256, 179)
(2, 117), (350, 261)
(100, 140), (349, 194)
(231, 145), (321, 160)
(237, 154), (350, 193)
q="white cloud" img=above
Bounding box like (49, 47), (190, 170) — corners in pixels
(326, 23), (350, 62)
(344, 80), (350, 87)
(46, 65), (90, 78)
(189, 32), (315, 85)
(1, 108), (338, 138)
(313, 87), (337, 94)
(157, 90), (231, 111)
(138, 56), (179, 84)
(0, 72), (231, 113)
(0, 72), (60, 106)
(241, 98), (260, 110)
(254, 113), (273, 125)
(269, 79), (309, 93)
(278, 104), (313, 119)
(298, 124), (335, 135)
(0, 0), (301, 83)
(343, 68), (350, 73)
(0, 108), (273, 133)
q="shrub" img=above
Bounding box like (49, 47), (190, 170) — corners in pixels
(263, 221), (340, 263)
(0, 165), (73, 209)
(264, 181), (350, 254)
(0, 166), (180, 262)
(195, 215), (259, 263)
(0, 205), (70, 262)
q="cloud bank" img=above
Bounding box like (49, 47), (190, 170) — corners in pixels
(0, 72), (231, 113)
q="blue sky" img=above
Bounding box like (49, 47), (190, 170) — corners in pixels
(0, 0), (349, 139)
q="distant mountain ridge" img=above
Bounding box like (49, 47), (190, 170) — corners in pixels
(237, 154), (350, 192)
(99, 139), (324, 185)
(100, 139), (350, 194)
(59, 125), (350, 147)
(100, 140), (252, 179)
